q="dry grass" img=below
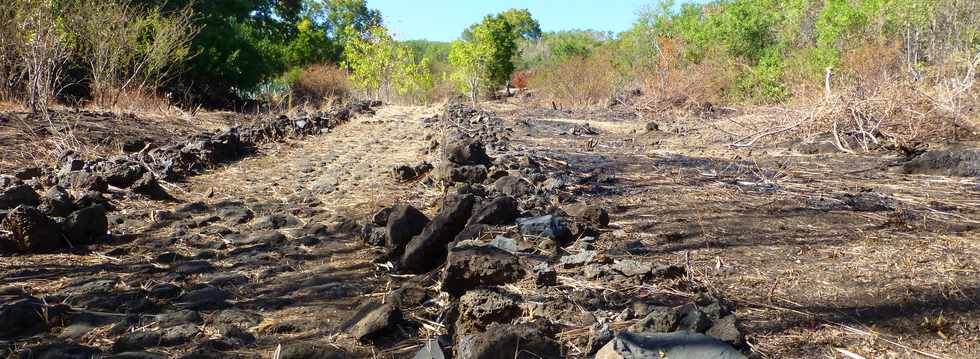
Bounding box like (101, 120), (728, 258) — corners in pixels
(529, 54), (618, 109)
(506, 102), (980, 358)
(292, 64), (351, 109)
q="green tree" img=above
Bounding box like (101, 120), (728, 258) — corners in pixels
(345, 26), (433, 103)
(463, 8), (541, 41)
(326, 0), (382, 55)
(499, 8), (542, 40)
(450, 15), (517, 103)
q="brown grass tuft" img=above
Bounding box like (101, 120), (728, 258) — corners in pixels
(292, 64), (350, 109)
(529, 54), (618, 109)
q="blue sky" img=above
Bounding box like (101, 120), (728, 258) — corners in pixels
(367, 0), (658, 42)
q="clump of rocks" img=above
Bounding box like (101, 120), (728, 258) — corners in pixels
(1, 102), (378, 255)
(1, 176), (109, 254)
(348, 104), (748, 358)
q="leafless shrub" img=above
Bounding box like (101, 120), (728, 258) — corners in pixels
(633, 40), (735, 114)
(16, 0), (72, 115)
(69, 0), (197, 109)
(0, 4), (22, 102)
(530, 54), (618, 109)
(291, 64), (350, 109)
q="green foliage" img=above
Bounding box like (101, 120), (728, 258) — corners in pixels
(324, 0), (382, 57)
(142, 0), (381, 105)
(282, 18), (334, 69)
(345, 26), (433, 103)
(499, 9), (543, 40)
(463, 8), (541, 42)
(401, 39), (452, 65)
(517, 30), (609, 71)
(449, 14), (518, 102)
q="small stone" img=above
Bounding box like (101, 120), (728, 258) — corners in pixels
(675, 304), (711, 332)
(630, 306), (678, 333)
(179, 286), (232, 310)
(533, 264), (557, 288)
(17, 343), (101, 359)
(517, 215), (573, 244)
(488, 235), (521, 253)
(159, 324), (200, 345)
(384, 204), (429, 257)
(112, 331), (162, 352)
(595, 331), (745, 359)
(172, 260), (215, 275)
(2, 205), (65, 252)
(651, 264), (686, 279)
(371, 207), (392, 226)
(345, 300), (401, 342)
(611, 259), (652, 277)
(0, 183), (40, 210)
(155, 310), (203, 327)
(559, 250), (596, 268)
(706, 315), (744, 346)
(63, 205), (109, 245)
(413, 339), (446, 359)
(466, 196), (520, 225)
(252, 213), (300, 230)
(456, 288), (521, 335)
(563, 203), (610, 227)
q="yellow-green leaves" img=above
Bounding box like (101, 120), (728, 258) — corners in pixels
(344, 26), (433, 103)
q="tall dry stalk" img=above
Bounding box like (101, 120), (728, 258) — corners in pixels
(17, 0), (72, 115)
(0, 4), (22, 102)
(69, 0), (197, 109)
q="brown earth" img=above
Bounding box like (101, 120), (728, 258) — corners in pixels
(1, 102), (978, 358)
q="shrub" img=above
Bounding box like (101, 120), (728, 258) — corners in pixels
(0, 4), (20, 102)
(68, 0), (198, 109)
(529, 54), (617, 109)
(510, 71), (531, 89)
(16, 0), (72, 113)
(345, 26), (434, 104)
(291, 64), (350, 107)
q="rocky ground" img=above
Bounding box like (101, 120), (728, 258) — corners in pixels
(1, 100), (978, 359)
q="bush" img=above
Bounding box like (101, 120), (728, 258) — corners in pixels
(291, 64), (350, 107)
(68, 0), (197, 109)
(529, 54), (617, 109)
(345, 26), (434, 104)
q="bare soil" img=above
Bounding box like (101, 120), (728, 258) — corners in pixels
(2, 102), (978, 358)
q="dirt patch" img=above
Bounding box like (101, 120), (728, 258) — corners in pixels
(1, 101), (978, 358)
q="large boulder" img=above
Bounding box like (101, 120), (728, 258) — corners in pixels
(1, 205), (66, 252)
(441, 245), (525, 297)
(385, 204), (429, 258)
(563, 202), (610, 227)
(492, 176), (533, 198)
(63, 205), (108, 246)
(446, 140), (492, 167)
(0, 183), (39, 210)
(399, 194), (476, 273)
(456, 323), (560, 359)
(455, 288), (521, 336)
(902, 146), (980, 177)
(343, 300), (402, 342)
(467, 196), (520, 226)
(595, 331), (745, 359)
(39, 186), (76, 217)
